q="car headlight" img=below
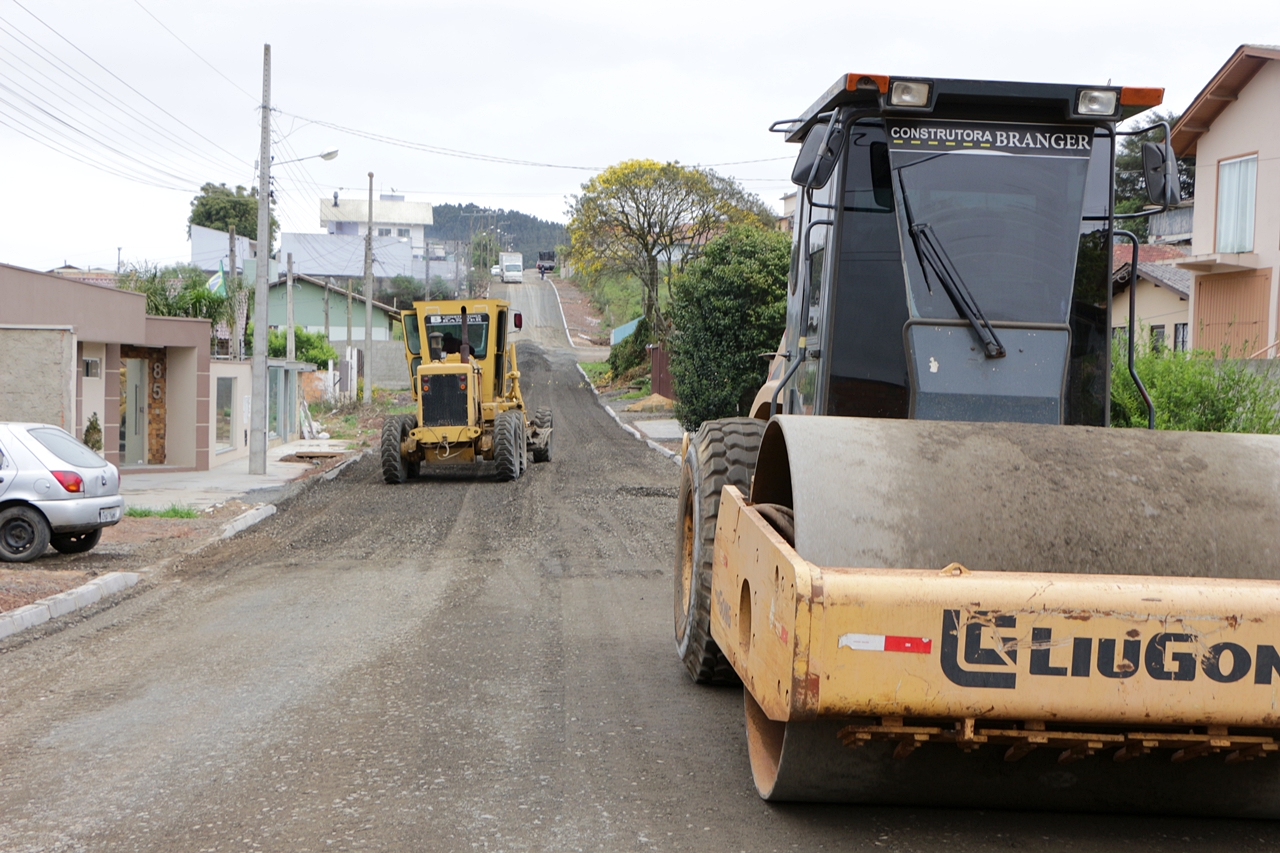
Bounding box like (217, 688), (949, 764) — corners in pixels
(1076, 89), (1119, 116)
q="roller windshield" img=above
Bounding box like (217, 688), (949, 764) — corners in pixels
(888, 120), (1091, 325)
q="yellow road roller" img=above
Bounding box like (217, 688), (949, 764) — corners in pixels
(674, 73), (1280, 816)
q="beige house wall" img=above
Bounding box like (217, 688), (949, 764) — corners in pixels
(1187, 61), (1280, 352)
(80, 341), (107, 442)
(0, 326), (75, 428)
(1113, 278), (1190, 343)
(209, 360), (252, 469)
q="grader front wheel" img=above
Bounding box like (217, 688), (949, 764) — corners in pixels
(674, 417), (765, 684)
(494, 410), (523, 482)
(381, 415), (411, 484)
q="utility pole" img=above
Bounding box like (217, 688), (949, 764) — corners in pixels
(286, 252), (295, 361)
(363, 172), (374, 404)
(228, 226), (239, 359)
(116, 247), (122, 273)
(324, 276), (332, 341)
(249, 43), (271, 475)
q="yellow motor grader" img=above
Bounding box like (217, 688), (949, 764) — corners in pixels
(675, 73), (1280, 816)
(382, 298), (551, 483)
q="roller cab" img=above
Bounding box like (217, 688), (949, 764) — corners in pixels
(674, 73), (1280, 815)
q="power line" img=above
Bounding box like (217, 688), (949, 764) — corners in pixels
(7, 0), (249, 167)
(130, 0), (258, 103)
(0, 15), (244, 177)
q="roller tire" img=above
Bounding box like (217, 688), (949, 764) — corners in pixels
(50, 528), (102, 555)
(675, 417), (766, 684)
(381, 415), (409, 484)
(0, 505), (51, 563)
(494, 410), (521, 481)
(531, 407), (553, 463)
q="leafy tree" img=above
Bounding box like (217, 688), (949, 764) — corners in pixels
(387, 274), (423, 307)
(428, 276), (452, 300)
(607, 315), (652, 378)
(117, 262), (234, 352)
(471, 231), (501, 270)
(267, 326), (340, 368)
(567, 160), (773, 340)
(188, 182), (278, 245)
(667, 225), (791, 429)
(1111, 336), (1280, 433)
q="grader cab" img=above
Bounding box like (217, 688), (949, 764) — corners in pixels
(381, 298), (551, 483)
(675, 74), (1280, 817)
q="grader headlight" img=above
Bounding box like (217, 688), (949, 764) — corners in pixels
(889, 80), (931, 107)
(1076, 88), (1119, 116)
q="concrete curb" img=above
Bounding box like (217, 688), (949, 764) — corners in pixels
(577, 364), (681, 465)
(0, 572), (141, 640)
(546, 279), (578, 349)
(220, 504), (277, 539)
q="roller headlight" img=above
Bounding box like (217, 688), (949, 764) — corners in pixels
(889, 80), (931, 107)
(1076, 89), (1119, 116)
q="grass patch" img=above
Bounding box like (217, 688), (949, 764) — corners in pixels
(579, 361), (610, 383)
(386, 403), (417, 415)
(126, 504), (199, 519)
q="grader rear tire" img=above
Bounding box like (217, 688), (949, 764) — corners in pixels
(531, 407), (553, 463)
(380, 415), (409, 484)
(674, 417), (765, 684)
(494, 410), (521, 481)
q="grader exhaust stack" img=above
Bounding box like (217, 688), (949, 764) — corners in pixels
(674, 73), (1280, 816)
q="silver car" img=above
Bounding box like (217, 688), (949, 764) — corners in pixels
(0, 423), (123, 562)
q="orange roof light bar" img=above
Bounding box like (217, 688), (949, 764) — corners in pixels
(845, 74), (890, 94)
(1120, 87), (1164, 107)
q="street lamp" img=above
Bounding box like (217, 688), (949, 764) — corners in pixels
(273, 149), (339, 166)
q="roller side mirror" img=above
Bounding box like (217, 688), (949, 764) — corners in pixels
(1142, 141), (1182, 207)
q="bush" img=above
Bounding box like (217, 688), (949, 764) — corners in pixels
(1110, 338), (1280, 433)
(607, 316), (651, 377)
(83, 412), (103, 451)
(267, 326), (340, 368)
(667, 225), (790, 430)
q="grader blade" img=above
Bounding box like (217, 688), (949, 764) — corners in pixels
(711, 417), (1280, 815)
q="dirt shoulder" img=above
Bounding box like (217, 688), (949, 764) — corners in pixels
(547, 274), (608, 346)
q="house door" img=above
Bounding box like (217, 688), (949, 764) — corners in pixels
(121, 358), (148, 465)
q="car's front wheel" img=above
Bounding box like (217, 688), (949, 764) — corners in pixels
(0, 505), (51, 563)
(50, 528), (103, 555)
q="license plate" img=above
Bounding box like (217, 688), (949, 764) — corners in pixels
(100, 506), (121, 523)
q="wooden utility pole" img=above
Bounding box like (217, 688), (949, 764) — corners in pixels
(228, 226), (239, 359)
(286, 252), (295, 361)
(249, 43), (271, 475)
(324, 276), (332, 341)
(363, 172), (374, 404)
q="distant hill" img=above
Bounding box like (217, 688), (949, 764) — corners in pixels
(425, 203), (567, 267)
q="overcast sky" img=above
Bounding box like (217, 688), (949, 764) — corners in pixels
(0, 0), (1275, 273)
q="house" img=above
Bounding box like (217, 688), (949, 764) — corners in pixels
(0, 263), (240, 470)
(778, 192), (797, 234)
(278, 232), (414, 281)
(1111, 244), (1193, 350)
(1172, 45), (1280, 358)
(319, 194), (433, 262)
(267, 273), (399, 342)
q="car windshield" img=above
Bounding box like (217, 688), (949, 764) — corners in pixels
(888, 121), (1091, 325)
(26, 426), (106, 468)
(504, 263), (521, 273)
(423, 313), (490, 358)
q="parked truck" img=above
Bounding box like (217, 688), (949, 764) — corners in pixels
(675, 72), (1280, 818)
(499, 252), (523, 284)
(537, 250), (556, 272)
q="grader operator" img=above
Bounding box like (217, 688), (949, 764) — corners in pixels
(675, 73), (1280, 816)
(382, 299), (551, 483)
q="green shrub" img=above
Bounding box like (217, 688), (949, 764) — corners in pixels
(1110, 338), (1280, 433)
(125, 504), (199, 518)
(607, 316), (651, 377)
(667, 225), (790, 430)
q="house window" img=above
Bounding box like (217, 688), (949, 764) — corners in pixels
(397, 228), (410, 238)
(377, 227), (392, 237)
(1216, 155), (1257, 253)
(1151, 324), (1166, 352)
(1174, 323), (1188, 352)
(83, 358), (101, 378)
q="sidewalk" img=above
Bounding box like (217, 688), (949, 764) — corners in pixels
(120, 439), (355, 511)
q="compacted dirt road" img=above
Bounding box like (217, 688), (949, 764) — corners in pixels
(1, 274), (1275, 852)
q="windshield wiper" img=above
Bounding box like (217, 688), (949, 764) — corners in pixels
(897, 169), (1006, 359)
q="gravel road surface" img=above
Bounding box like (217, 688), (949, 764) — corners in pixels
(0, 272), (1274, 851)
